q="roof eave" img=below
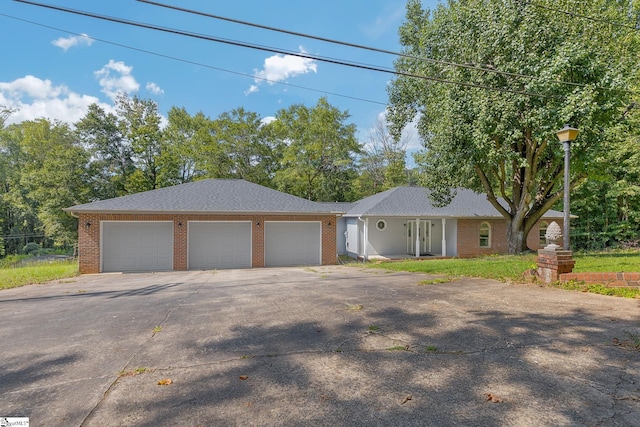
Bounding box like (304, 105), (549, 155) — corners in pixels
(64, 209), (345, 216)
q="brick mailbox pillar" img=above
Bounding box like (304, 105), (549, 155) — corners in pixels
(537, 247), (575, 283)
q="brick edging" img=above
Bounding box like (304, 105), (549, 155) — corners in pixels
(559, 272), (640, 288)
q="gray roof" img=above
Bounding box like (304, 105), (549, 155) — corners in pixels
(344, 186), (564, 218)
(315, 201), (358, 211)
(65, 179), (345, 214)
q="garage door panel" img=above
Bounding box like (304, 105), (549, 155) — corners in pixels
(188, 222), (251, 270)
(265, 222), (321, 267)
(102, 222), (173, 273)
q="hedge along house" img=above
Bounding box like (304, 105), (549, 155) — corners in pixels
(336, 186), (564, 260)
(64, 179), (344, 274)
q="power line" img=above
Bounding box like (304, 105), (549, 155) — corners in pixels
(13, 0), (557, 99)
(0, 13), (387, 106)
(137, 0), (605, 92)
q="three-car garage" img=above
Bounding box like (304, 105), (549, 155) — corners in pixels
(67, 179), (341, 274)
(99, 219), (325, 272)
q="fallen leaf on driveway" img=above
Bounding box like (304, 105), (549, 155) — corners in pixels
(158, 379), (173, 385)
(400, 394), (412, 405)
(486, 393), (504, 403)
(239, 375), (249, 380)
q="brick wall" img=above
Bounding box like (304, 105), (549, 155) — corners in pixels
(457, 218), (560, 257)
(77, 213), (338, 274)
(560, 272), (640, 289)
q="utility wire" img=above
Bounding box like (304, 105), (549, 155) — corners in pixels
(138, 0), (603, 92)
(0, 13), (387, 106)
(13, 0), (557, 99)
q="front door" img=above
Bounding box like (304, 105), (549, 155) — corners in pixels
(407, 220), (431, 256)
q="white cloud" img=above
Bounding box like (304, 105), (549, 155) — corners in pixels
(94, 60), (140, 101)
(0, 75), (64, 99)
(146, 82), (164, 95)
(244, 85), (259, 96)
(260, 116), (276, 126)
(247, 46), (317, 94)
(51, 33), (94, 51)
(0, 75), (112, 125)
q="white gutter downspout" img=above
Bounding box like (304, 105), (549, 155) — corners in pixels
(441, 218), (447, 257)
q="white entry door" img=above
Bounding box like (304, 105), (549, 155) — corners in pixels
(407, 220), (431, 256)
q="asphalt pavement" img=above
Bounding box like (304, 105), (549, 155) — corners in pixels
(1, 266), (638, 426)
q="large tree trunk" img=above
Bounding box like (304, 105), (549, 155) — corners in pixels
(506, 219), (528, 254)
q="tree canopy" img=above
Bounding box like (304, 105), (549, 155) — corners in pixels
(388, 0), (640, 252)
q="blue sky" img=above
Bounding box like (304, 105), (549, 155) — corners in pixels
(0, 0), (440, 152)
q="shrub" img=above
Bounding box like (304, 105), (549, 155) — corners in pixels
(22, 242), (41, 255)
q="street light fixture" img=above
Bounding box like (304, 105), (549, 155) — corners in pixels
(555, 124), (580, 251)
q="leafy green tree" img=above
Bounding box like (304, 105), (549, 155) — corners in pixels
(76, 103), (134, 199)
(273, 97), (361, 201)
(354, 115), (409, 197)
(161, 106), (211, 185)
(571, 119), (640, 249)
(115, 94), (163, 192)
(0, 120), (40, 255)
(388, 0), (640, 252)
(4, 119), (90, 248)
(209, 108), (282, 187)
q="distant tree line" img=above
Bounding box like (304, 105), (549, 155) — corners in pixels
(0, 96), (413, 256)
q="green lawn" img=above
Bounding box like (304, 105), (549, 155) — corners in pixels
(0, 260), (79, 290)
(572, 250), (640, 272)
(366, 250), (640, 298)
(368, 254), (537, 281)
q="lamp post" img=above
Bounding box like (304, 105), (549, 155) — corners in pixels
(555, 125), (580, 250)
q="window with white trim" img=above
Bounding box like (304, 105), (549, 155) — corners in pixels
(376, 219), (387, 231)
(479, 222), (491, 248)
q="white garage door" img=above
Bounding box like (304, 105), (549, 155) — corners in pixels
(102, 222), (173, 272)
(188, 221), (252, 269)
(265, 221), (321, 267)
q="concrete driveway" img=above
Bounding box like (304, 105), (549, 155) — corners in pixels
(1, 266), (638, 426)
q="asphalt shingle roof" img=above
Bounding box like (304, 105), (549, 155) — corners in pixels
(64, 179), (345, 214)
(344, 186), (564, 218)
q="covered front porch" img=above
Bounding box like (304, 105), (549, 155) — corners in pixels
(345, 216), (458, 261)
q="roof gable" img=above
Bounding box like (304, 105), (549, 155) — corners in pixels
(65, 179), (343, 214)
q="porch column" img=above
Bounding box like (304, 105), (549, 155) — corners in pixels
(363, 218), (369, 261)
(415, 218), (420, 258)
(441, 218), (447, 257)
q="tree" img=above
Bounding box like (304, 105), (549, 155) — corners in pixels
(273, 97), (361, 201)
(5, 119), (90, 248)
(76, 103), (134, 199)
(388, 0), (640, 253)
(0, 120), (41, 254)
(355, 115), (410, 197)
(571, 119), (640, 249)
(161, 107), (211, 185)
(115, 94), (163, 192)
(209, 108), (282, 187)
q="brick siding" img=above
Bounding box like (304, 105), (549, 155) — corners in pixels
(457, 219), (561, 257)
(77, 213), (338, 274)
